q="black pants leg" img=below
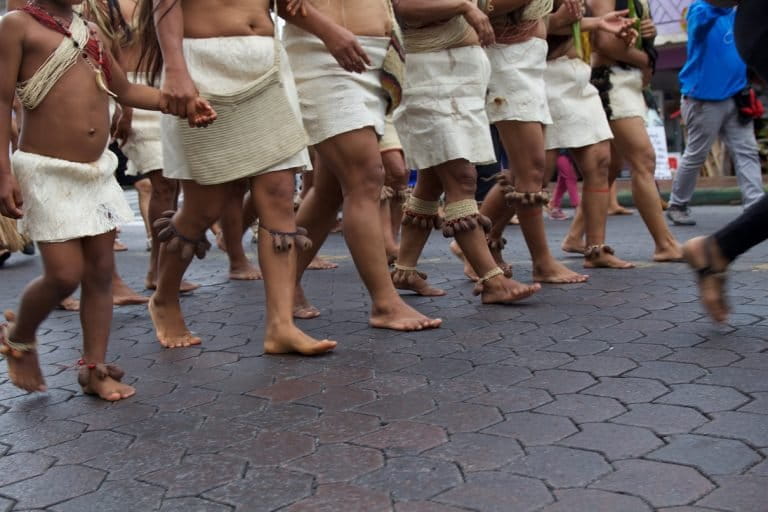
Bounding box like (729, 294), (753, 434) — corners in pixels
(714, 195), (768, 262)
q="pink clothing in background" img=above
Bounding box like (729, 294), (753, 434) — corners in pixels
(551, 153), (580, 208)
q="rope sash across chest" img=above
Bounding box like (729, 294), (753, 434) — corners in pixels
(16, 6), (112, 110)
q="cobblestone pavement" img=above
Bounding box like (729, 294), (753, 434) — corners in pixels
(1, 206), (768, 511)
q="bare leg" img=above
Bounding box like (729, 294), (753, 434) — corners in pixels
(134, 177), (153, 243)
(307, 128), (441, 330)
(300, 160), (338, 272)
(4, 240), (85, 392)
(220, 181), (262, 281)
(571, 143), (633, 269)
(607, 180), (633, 215)
(497, 121), (588, 284)
(79, 232), (135, 400)
(610, 118), (683, 262)
(144, 171), (199, 293)
(112, 269), (149, 305)
(381, 149), (409, 263)
(392, 171), (446, 296)
(149, 181), (228, 348)
(250, 170), (337, 355)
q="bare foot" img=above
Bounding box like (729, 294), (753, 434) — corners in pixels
(113, 280), (150, 306)
(584, 252), (635, 269)
(145, 277), (201, 294)
(653, 242), (685, 262)
(391, 268), (446, 297)
(449, 241), (479, 281)
(113, 239), (128, 252)
(307, 256), (339, 270)
(215, 230), (227, 252)
(561, 238), (586, 255)
(369, 300), (442, 331)
(479, 276), (541, 304)
(1, 312), (46, 393)
(148, 297), (202, 348)
(57, 296), (80, 311)
(534, 259), (589, 284)
(608, 206), (634, 216)
(79, 365), (136, 401)
(229, 262), (263, 281)
(264, 324), (337, 355)
(294, 285), (321, 319)
(683, 236), (730, 323)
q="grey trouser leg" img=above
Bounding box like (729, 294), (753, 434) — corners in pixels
(670, 97), (764, 208)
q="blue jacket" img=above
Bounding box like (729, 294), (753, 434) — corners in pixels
(679, 1), (747, 101)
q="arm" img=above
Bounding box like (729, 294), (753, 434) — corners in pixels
(153, 0), (196, 118)
(0, 14), (25, 219)
(687, 3), (729, 40)
(279, 0), (371, 73)
(588, 0), (649, 68)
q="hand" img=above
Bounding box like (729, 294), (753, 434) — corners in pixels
(597, 9), (633, 36)
(0, 173), (23, 220)
(161, 68), (198, 119)
(188, 97), (218, 128)
(285, 0), (307, 16)
(621, 27), (639, 47)
(322, 25), (372, 73)
(561, 0), (584, 24)
(463, 2), (495, 47)
(112, 107), (133, 145)
(639, 18), (656, 39)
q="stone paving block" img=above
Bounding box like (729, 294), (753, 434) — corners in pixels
(732, 353), (768, 371)
(695, 412), (768, 447)
(483, 412), (577, 446)
(229, 430), (314, 466)
(613, 403), (709, 435)
(299, 411), (382, 443)
(191, 351), (240, 369)
(500, 350), (574, 370)
(738, 392), (768, 414)
(559, 422), (664, 461)
(394, 501), (471, 512)
(546, 339), (610, 356)
(89, 439), (185, 481)
(417, 378), (488, 404)
(519, 369), (596, 394)
(204, 467), (313, 511)
(607, 343), (673, 362)
(469, 388), (553, 413)
(0, 411), (45, 436)
(655, 384), (750, 413)
(247, 378), (323, 403)
(0, 464), (105, 509)
(138, 386), (219, 412)
(0, 497), (11, 512)
(139, 453), (246, 498)
(305, 366), (374, 386)
(540, 489), (652, 512)
(356, 421), (448, 456)
(434, 471), (552, 512)
(663, 348), (741, 368)
(115, 411), (204, 443)
(236, 403), (319, 430)
(72, 403), (157, 431)
(185, 393), (266, 419)
(50, 479), (164, 512)
(356, 456), (462, 501)
(5, 419), (86, 453)
(445, 347), (515, 366)
(357, 374), (428, 396)
(283, 483), (392, 512)
(286, 443), (384, 483)
(298, 385), (376, 411)
(560, 355), (637, 377)
(590, 459), (715, 508)
(458, 365), (532, 387)
(696, 475), (768, 511)
(40, 430), (133, 465)
(416, 403), (503, 433)
(627, 361), (708, 384)
(159, 498), (234, 511)
(584, 377), (670, 403)
(503, 445), (612, 487)
(356, 392), (436, 421)
(370, 352), (422, 373)
(3, 389), (75, 413)
(647, 435), (762, 476)
(424, 433), (523, 472)
(399, 357), (473, 380)
(0, 452), (55, 487)
(534, 393), (627, 423)
(696, 367), (768, 393)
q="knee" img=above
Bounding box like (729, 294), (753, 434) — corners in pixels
(632, 148), (657, 176)
(44, 269), (82, 296)
(445, 166), (478, 198)
(348, 160), (386, 198)
(260, 176), (298, 214)
(384, 159), (409, 187)
(587, 150), (611, 184)
(84, 256), (114, 287)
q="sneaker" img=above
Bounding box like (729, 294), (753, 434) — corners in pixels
(548, 208), (572, 221)
(666, 205), (697, 226)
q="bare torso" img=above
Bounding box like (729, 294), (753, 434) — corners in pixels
(12, 12), (112, 162)
(306, 0), (392, 37)
(117, 0), (140, 71)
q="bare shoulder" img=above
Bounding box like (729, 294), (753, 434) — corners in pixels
(587, 0), (614, 15)
(0, 9), (33, 33)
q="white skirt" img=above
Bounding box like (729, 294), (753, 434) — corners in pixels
(283, 25), (390, 146)
(601, 66), (647, 121)
(394, 45), (496, 170)
(544, 57), (614, 150)
(486, 38), (552, 125)
(123, 72), (163, 176)
(12, 150), (133, 242)
(162, 36), (311, 182)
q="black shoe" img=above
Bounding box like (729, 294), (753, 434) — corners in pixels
(21, 241), (36, 255)
(666, 205), (696, 226)
(0, 251), (10, 267)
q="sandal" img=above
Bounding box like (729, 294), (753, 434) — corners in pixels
(0, 315), (36, 359)
(683, 237), (729, 323)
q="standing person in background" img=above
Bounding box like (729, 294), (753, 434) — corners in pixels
(549, 150), (579, 221)
(667, 0), (764, 226)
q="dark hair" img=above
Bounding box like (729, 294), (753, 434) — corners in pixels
(135, 0), (177, 85)
(82, 0), (132, 48)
